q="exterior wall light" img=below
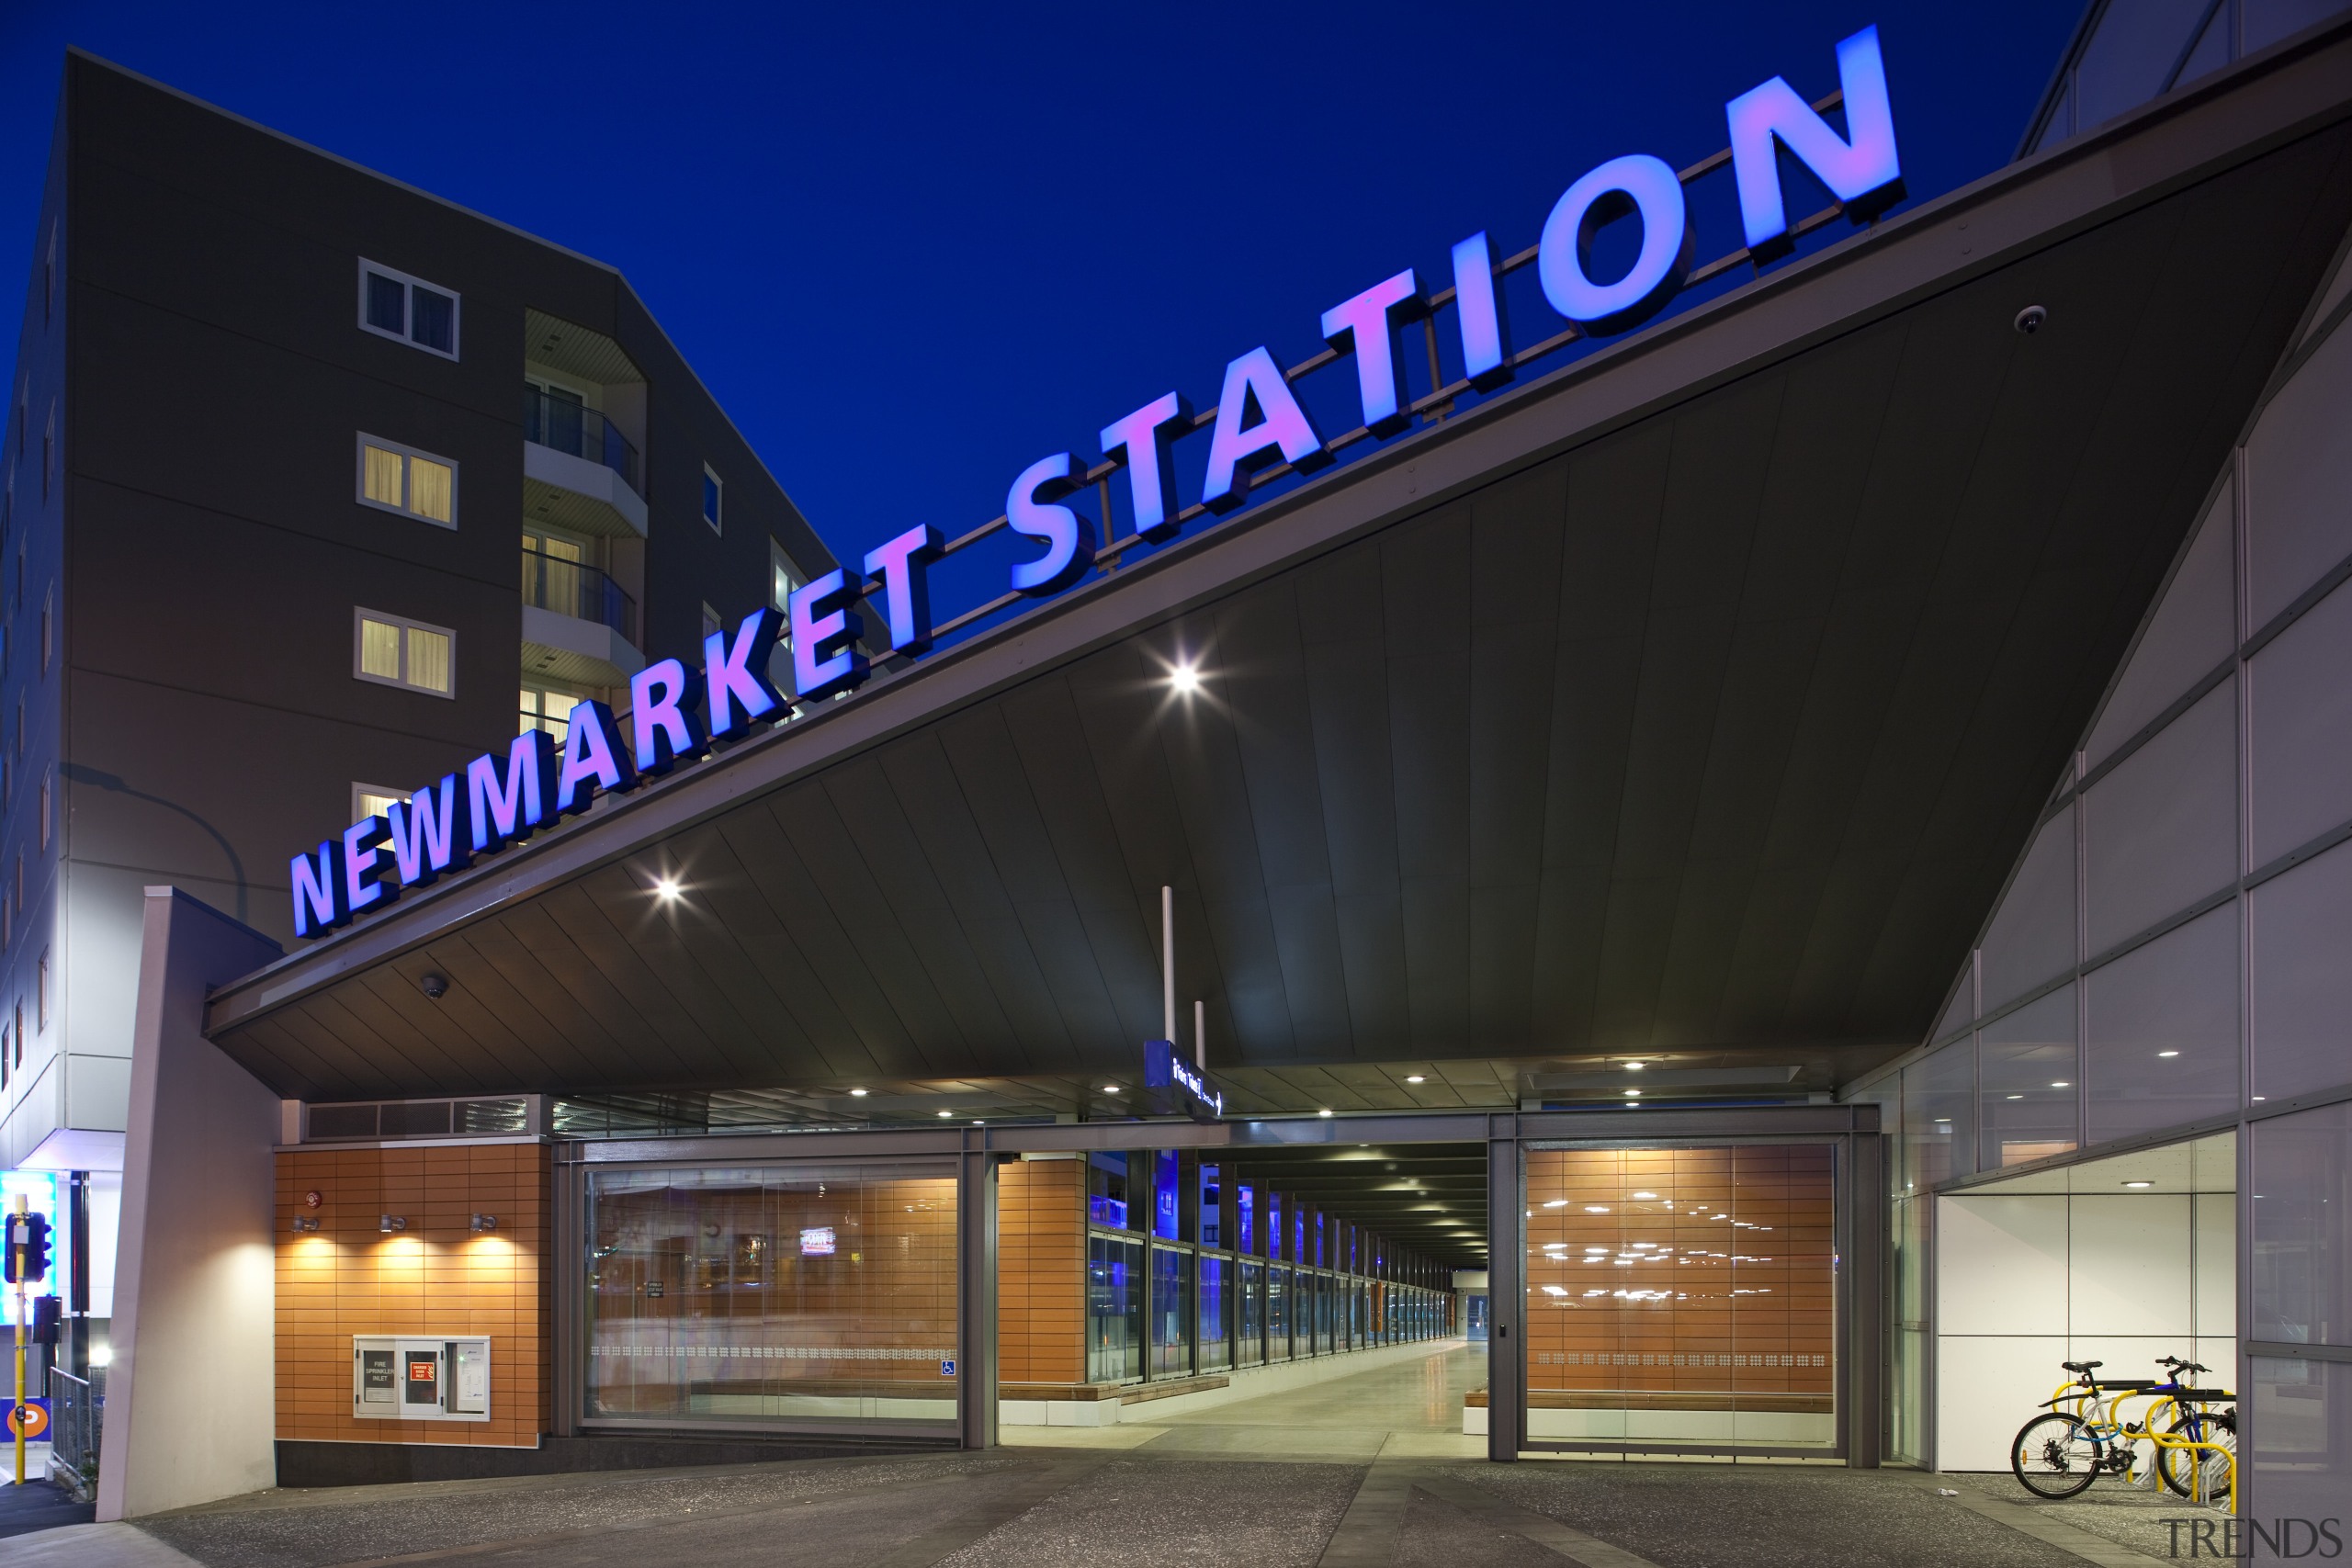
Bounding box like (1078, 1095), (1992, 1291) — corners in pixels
(379, 1214), (407, 1233)
(470, 1213), (498, 1232)
(291, 1215), (321, 1234)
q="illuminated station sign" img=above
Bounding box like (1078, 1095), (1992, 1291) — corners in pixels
(292, 27), (1901, 940)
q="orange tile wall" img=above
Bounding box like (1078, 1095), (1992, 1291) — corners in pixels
(276, 1142), (550, 1448)
(997, 1156), (1084, 1384)
(1523, 1145), (1834, 1404)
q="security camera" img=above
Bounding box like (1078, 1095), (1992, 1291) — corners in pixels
(421, 973), (449, 999)
(2014, 305), (2048, 335)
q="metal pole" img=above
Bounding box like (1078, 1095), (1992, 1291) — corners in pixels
(12, 1192), (25, 1483)
(1193, 998), (1205, 1070)
(1161, 886), (1176, 1043)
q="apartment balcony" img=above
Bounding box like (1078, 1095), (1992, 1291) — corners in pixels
(520, 545), (644, 686)
(523, 385), (649, 539)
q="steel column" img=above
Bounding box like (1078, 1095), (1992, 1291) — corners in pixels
(958, 1145), (999, 1449)
(1486, 1123), (1521, 1461)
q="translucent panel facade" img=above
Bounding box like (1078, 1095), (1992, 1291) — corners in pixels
(2085, 903), (2239, 1144)
(1855, 264), (2352, 1495)
(1978, 812), (2075, 1012)
(2024, 0), (2352, 155)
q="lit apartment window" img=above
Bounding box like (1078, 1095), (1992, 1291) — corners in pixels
(519, 686), (576, 740)
(37, 948), (48, 1032)
(353, 784), (405, 823)
(357, 258), (460, 359)
(702, 467), (723, 535)
(354, 608), (455, 697)
(356, 434), (457, 527)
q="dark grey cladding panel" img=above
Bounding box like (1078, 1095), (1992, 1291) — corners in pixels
(217, 101), (2352, 1101)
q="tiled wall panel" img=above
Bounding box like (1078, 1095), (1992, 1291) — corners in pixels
(275, 1142), (550, 1448)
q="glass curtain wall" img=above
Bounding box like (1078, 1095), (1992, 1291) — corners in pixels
(583, 1161), (957, 1428)
(1523, 1145), (1838, 1450)
(1087, 1234), (1144, 1382)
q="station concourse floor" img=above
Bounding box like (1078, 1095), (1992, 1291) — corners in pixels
(16, 1342), (2228, 1567)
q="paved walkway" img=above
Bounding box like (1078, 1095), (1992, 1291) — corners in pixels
(8, 1349), (2232, 1567)
(1004, 1338), (1487, 1460)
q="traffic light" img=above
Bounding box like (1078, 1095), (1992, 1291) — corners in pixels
(2, 1213), (49, 1284)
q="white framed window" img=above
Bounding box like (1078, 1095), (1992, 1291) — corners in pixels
(37, 947), (48, 1032)
(354, 607), (456, 697)
(702, 466), (723, 535)
(356, 433), (457, 527)
(39, 768), (51, 852)
(357, 258), (460, 359)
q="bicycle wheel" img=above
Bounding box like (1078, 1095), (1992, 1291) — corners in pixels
(2013, 1414), (2104, 1498)
(2157, 1410), (2236, 1500)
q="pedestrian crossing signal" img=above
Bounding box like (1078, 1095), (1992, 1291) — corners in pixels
(3, 1213), (49, 1284)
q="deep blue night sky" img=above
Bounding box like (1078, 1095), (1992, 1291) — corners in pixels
(0, 2), (2079, 622)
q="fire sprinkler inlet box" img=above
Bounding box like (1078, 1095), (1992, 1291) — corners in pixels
(353, 1336), (491, 1422)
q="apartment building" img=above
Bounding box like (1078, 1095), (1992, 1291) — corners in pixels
(0, 51), (840, 1379)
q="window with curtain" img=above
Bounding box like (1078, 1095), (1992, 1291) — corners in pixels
(354, 608), (455, 697)
(357, 434), (456, 526)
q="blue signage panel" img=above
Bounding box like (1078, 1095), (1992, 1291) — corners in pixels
(1144, 1038), (1225, 1121)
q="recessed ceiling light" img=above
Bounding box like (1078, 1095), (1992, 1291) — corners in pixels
(849, 1088), (868, 1097)
(1624, 1089), (1641, 1098)
(1102, 1086), (1119, 1094)
(936, 1111), (953, 1119)
(652, 877), (683, 901)
(1170, 663), (1202, 694)
(1406, 1075), (1426, 1084)
(2123, 1180), (2154, 1189)
(1632, 1191), (1657, 1200)
(2052, 1081), (2071, 1089)
(2157, 1051), (2179, 1058)
(1624, 1061), (1645, 1070)
(2007, 1094), (2023, 1100)
(1318, 1108), (1334, 1117)
(1585, 1205), (1610, 1213)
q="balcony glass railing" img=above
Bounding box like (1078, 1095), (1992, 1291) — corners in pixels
(523, 545), (639, 645)
(524, 385), (642, 497)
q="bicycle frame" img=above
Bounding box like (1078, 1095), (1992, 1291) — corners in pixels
(2039, 1374), (2236, 1509)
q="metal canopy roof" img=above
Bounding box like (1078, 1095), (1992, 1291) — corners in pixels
(210, 28), (2352, 1114)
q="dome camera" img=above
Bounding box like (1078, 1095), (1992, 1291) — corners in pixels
(421, 973), (450, 999)
(2014, 305), (2048, 335)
